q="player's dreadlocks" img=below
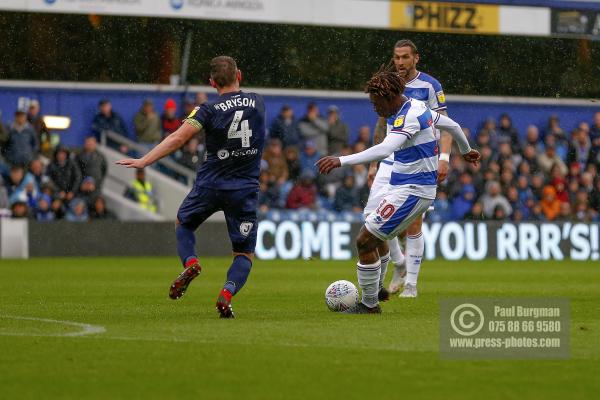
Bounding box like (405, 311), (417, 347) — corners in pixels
(364, 63), (406, 101)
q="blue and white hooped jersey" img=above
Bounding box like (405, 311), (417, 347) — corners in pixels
(386, 98), (438, 200)
(404, 71), (447, 112)
(382, 71), (445, 166)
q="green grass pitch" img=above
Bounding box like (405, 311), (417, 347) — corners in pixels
(0, 257), (599, 399)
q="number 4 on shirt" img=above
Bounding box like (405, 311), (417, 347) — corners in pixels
(228, 110), (252, 148)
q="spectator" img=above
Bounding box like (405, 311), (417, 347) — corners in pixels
(451, 184), (476, 220)
(530, 203), (546, 221)
(195, 92), (208, 106)
(4, 110), (38, 167)
(465, 202), (485, 220)
(286, 170), (317, 210)
(175, 136), (203, 171)
(0, 176), (8, 210)
(28, 158), (51, 188)
(589, 178), (600, 216)
(537, 145), (568, 176)
(10, 201), (29, 219)
(34, 194), (55, 222)
(91, 99), (128, 139)
(574, 200), (593, 222)
(262, 138), (289, 184)
(516, 176), (535, 218)
(556, 202), (573, 221)
(47, 147), (81, 202)
(124, 168), (158, 213)
(51, 198), (66, 220)
(270, 105), (301, 148)
(544, 133), (568, 161)
(258, 171), (280, 212)
(354, 125), (371, 147)
(551, 178), (569, 203)
(161, 98), (181, 137)
(65, 198), (89, 222)
(540, 185), (561, 220)
(299, 140), (320, 176)
(326, 105), (349, 155)
(76, 136), (107, 189)
(6, 164), (38, 208)
(352, 163), (368, 189)
(298, 103), (328, 155)
(134, 98), (162, 146)
(180, 96), (196, 120)
(284, 146), (301, 182)
(498, 113), (520, 152)
(523, 125), (543, 152)
(567, 127), (591, 171)
(530, 173), (546, 200)
(90, 196), (116, 220)
(480, 181), (512, 218)
(0, 115), (8, 146)
(521, 144), (540, 174)
(27, 100), (51, 156)
(79, 176), (98, 209)
(546, 115), (568, 143)
(590, 111), (600, 147)
(429, 190), (452, 222)
(580, 172), (594, 194)
(478, 118), (498, 149)
(333, 174), (361, 212)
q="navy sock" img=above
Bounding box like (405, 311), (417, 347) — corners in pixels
(176, 224), (197, 267)
(223, 255), (253, 295)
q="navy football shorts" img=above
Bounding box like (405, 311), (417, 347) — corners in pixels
(177, 186), (259, 254)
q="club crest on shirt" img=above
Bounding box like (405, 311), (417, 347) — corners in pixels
(436, 91), (446, 104)
(240, 222), (253, 237)
(393, 115), (405, 128)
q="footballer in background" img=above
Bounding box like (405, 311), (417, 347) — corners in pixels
(366, 39), (452, 299)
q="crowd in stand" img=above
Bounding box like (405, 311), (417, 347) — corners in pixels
(1, 94), (600, 223)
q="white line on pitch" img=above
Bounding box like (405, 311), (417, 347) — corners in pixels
(0, 315), (106, 337)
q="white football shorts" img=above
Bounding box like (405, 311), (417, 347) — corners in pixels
(365, 189), (433, 241)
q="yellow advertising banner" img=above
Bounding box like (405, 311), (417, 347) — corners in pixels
(390, 1), (500, 34)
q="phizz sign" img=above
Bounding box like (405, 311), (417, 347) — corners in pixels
(255, 221), (600, 261)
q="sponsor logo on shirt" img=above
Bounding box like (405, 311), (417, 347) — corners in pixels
(436, 91), (446, 104)
(217, 149), (230, 160)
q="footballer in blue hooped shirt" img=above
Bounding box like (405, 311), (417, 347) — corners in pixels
(117, 56), (266, 318)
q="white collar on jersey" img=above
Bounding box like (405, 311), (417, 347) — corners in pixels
(405, 71), (421, 85)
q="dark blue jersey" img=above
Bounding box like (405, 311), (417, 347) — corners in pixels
(184, 91), (265, 190)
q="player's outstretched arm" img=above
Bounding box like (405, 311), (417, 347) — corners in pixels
(116, 123), (199, 169)
(431, 111), (480, 165)
(436, 110), (452, 182)
(317, 132), (407, 175)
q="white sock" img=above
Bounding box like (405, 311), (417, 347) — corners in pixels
(357, 260), (381, 308)
(388, 237), (405, 266)
(379, 252), (390, 289)
(405, 232), (424, 286)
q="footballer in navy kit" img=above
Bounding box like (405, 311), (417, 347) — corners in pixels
(117, 56), (265, 318)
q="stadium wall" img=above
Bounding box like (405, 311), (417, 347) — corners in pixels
(0, 81), (598, 148)
(6, 220), (598, 261)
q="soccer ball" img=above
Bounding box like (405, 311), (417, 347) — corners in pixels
(325, 280), (359, 312)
